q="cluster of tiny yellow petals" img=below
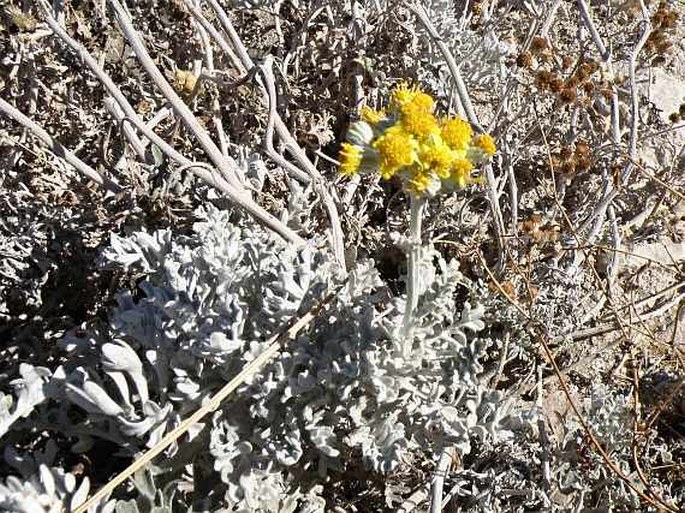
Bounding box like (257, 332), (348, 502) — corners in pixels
(399, 102), (440, 139)
(407, 167), (432, 194)
(360, 106), (386, 125)
(419, 138), (453, 179)
(472, 133), (497, 156)
(372, 125), (418, 180)
(339, 143), (363, 176)
(451, 157), (475, 188)
(338, 83), (497, 197)
(390, 82), (421, 107)
(441, 117), (473, 151)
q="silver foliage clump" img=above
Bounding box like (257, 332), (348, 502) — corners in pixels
(1, 202), (510, 510)
(0, 465), (99, 513)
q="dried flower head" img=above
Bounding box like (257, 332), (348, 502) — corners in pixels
(575, 142), (591, 157)
(535, 70), (554, 90)
(531, 36), (550, 53)
(561, 55), (574, 70)
(549, 77), (564, 93)
(559, 87), (577, 104)
(516, 51), (534, 69)
(173, 70), (197, 94)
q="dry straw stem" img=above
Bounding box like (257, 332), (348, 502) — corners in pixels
(0, 96), (122, 193)
(404, 2), (482, 131)
(257, 59), (347, 270)
(190, 6), (231, 159)
(576, 0), (610, 61)
(107, 0), (246, 191)
(35, 0), (304, 246)
(200, 0), (347, 269)
(73, 280), (346, 513)
(540, 0), (563, 37)
(577, 0), (652, 243)
(103, 98), (147, 164)
(428, 448), (453, 513)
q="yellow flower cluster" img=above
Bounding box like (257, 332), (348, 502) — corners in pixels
(339, 83), (497, 196)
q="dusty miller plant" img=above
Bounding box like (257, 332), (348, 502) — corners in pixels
(0, 191), (512, 510)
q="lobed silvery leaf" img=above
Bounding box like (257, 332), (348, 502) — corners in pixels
(0, 364), (51, 439)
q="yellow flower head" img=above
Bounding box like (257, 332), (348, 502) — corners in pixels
(419, 137), (453, 179)
(372, 125), (418, 179)
(400, 102), (440, 139)
(392, 83), (435, 110)
(391, 82), (420, 107)
(441, 117), (473, 151)
(360, 105), (386, 125)
(472, 133), (497, 156)
(451, 157), (475, 189)
(339, 143), (363, 176)
(406, 167), (432, 195)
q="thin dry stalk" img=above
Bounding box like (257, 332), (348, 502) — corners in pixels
(405, 1), (508, 267)
(480, 253), (679, 512)
(198, 0), (346, 268)
(36, 0), (304, 245)
(107, 0), (246, 190)
(0, 97), (122, 193)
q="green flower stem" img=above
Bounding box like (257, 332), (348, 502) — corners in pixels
(402, 194), (425, 357)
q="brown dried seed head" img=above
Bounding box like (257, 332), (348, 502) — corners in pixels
(585, 59), (600, 73)
(662, 11), (679, 28)
(531, 36), (550, 52)
(577, 63), (594, 81)
(516, 51), (534, 68)
(656, 40), (673, 54)
(548, 155), (561, 170)
(535, 70), (554, 89)
(565, 76), (580, 89)
(652, 10), (666, 25)
(560, 87), (577, 104)
(539, 50), (555, 64)
(560, 158), (577, 175)
(559, 147), (573, 161)
(582, 81), (596, 95)
(576, 154), (592, 171)
(669, 112), (681, 123)
(600, 87), (613, 101)
(649, 29), (668, 46)
(501, 280), (517, 299)
(549, 77), (564, 93)
(575, 142), (591, 157)
(679, 103), (685, 117)
(561, 55), (575, 70)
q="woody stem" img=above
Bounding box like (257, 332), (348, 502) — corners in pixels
(402, 194), (425, 357)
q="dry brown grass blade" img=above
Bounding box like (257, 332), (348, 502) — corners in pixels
(72, 280), (346, 513)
